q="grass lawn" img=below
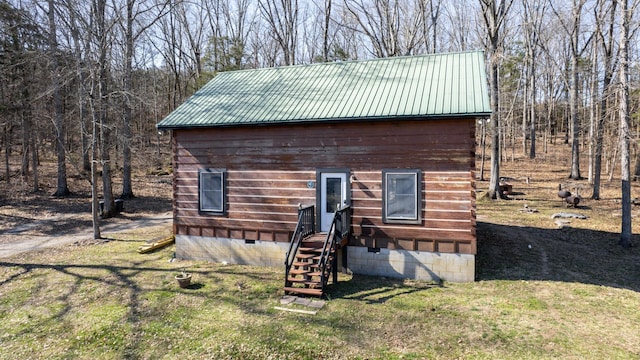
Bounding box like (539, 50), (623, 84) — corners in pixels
(2, 144), (640, 359)
(0, 222), (639, 359)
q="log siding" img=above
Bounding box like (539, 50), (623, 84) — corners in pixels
(171, 118), (476, 255)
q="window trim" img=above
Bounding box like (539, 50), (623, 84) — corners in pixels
(382, 169), (421, 224)
(199, 168), (227, 215)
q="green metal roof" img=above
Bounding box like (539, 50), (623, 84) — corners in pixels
(157, 51), (490, 129)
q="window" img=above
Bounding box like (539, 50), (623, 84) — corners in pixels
(382, 169), (421, 224)
(199, 168), (226, 214)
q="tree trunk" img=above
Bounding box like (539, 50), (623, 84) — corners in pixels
(91, 96), (101, 240)
(323, 0), (331, 61)
(121, 0), (135, 199)
(68, 1), (91, 173)
(592, 0), (617, 200)
(21, 111), (29, 180)
(529, 55), (536, 159)
(488, 53), (501, 199)
(96, 0), (115, 218)
(31, 125), (38, 192)
(3, 126), (9, 182)
(591, 83), (606, 199)
(480, 0), (514, 200)
(569, 51), (581, 179)
(81, 102), (90, 172)
(587, 41), (598, 184)
(568, 0), (585, 180)
(618, 0), (631, 247)
(430, 0), (441, 53)
(522, 67), (528, 157)
(49, 0), (70, 197)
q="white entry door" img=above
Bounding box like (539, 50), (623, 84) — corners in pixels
(320, 172), (348, 232)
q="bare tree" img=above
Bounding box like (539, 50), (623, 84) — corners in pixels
(61, 0), (92, 174)
(304, 0), (333, 62)
(567, 0), (586, 180)
(618, 0), (631, 247)
(591, 0), (618, 199)
(150, 0), (204, 108)
(328, 2), (362, 60)
(443, 0), (477, 51)
(479, 0), (514, 199)
(323, 0), (332, 61)
(204, 0), (253, 70)
(418, 0), (442, 53)
(521, 0), (548, 159)
(551, 0), (594, 180)
(93, 0), (116, 219)
(176, 0), (207, 79)
(225, 0), (253, 68)
(7, 2), (43, 193)
(120, 0), (169, 199)
(121, 0), (136, 200)
(343, 0), (422, 58)
(47, 0), (70, 197)
(258, 0), (299, 65)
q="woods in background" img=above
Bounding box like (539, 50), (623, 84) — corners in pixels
(0, 0), (638, 238)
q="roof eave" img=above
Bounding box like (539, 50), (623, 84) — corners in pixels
(156, 112), (492, 131)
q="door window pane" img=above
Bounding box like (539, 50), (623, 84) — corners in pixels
(325, 177), (342, 213)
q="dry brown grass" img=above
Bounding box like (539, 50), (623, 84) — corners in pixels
(0, 147), (173, 242)
(476, 142), (640, 291)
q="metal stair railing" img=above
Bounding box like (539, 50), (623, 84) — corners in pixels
(284, 205), (315, 287)
(318, 205), (351, 291)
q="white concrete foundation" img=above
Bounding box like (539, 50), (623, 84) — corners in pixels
(176, 236), (475, 282)
(176, 235), (289, 268)
(346, 246), (475, 282)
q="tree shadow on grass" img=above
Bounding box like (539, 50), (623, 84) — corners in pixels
(0, 257), (209, 357)
(477, 221), (640, 292)
(325, 274), (441, 304)
(0, 256), (287, 357)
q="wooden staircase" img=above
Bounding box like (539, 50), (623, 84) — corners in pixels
(283, 234), (333, 297)
(283, 204), (351, 298)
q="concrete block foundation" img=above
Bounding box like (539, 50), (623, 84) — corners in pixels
(176, 235), (475, 282)
(346, 246), (475, 282)
(176, 235), (289, 268)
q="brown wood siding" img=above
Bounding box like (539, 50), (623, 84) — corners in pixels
(171, 119), (476, 254)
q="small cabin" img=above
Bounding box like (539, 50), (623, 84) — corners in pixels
(157, 51), (490, 289)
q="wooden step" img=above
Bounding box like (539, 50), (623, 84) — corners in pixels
(295, 253), (316, 260)
(298, 247), (323, 253)
(288, 269), (310, 276)
(292, 261), (320, 269)
(286, 277), (321, 286)
(283, 286), (323, 297)
(302, 240), (325, 248)
(304, 233), (327, 242)
(304, 255), (332, 262)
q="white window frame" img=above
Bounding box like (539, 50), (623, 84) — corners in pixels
(199, 168), (226, 214)
(382, 169), (421, 224)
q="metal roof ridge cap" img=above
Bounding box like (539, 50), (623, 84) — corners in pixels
(210, 50), (487, 75)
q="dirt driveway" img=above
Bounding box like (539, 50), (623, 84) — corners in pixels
(0, 212), (172, 258)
